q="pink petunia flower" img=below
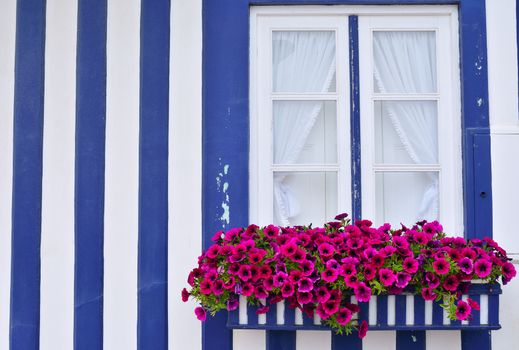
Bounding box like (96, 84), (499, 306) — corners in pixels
(200, 279), (213, 295)
(195, 307), (207, 321)
(281, 282), (295, 298)
(467, 298), (480, 311)
(358, 320), (368, 339)
(379, 268), (396, 287)
(354, 282), (372, 302)
(395, 272), (412, 289)
(502, 262), (517, 280)
(255, 285), (268, 299)
(227, 297), (239, 311)
(455, 300), (472, 320)
(425, 272), (440, 289)
(321, 267), (339, 283)
(273, 271), (288, 287)
(363, 264), (376, 281)
(474, 259), (492, 278)
(318, 243), (335, 258)
(458, 257), (474, 274)
(297, 291), (313, 305)
(181, 288), (190, 302)
(421, 287), (437, 301)
(301, 260), (315, 276)
(340, 263), (357, 277)
(403, 257), (419, 274)
(237, 265), (252, 281)
(336, 307), (353, 325)
(256, 305), (270, 315)
(298, 277), (314, 293)
(314, 286), (331, 303)
(442, 275), (459, 292)
(280, 241), (298, 257)
(212, 280), (224, 295)
(432, 258), (450, 275)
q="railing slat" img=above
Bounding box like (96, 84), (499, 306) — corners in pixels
(266, 330), (296, 350)
(332, 333), (362, 350)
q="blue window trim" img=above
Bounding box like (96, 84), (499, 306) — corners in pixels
(202, 1), (492, 349)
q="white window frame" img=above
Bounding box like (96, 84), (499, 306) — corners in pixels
(250, 5), (463, 234)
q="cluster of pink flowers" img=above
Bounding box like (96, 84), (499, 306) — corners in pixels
(183, 214), (516, 336)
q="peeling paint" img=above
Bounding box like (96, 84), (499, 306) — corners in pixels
(224, 164), (229, 175)
(477, 98), (483, 107)
(221, 202), (230, 225)
(223, 182), (229, 193)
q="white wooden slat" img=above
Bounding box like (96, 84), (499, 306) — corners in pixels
(0, 1), (16, 349)
(297, 331), (331, 350)
(40, 0), (77, 349)
(480, 294), (489, 325)
(369, 296), (377, 325)
(426, 331), (461, 350)
(295, 308), (304, 325)
(103, 0), (140, 348)
(425, 300), (433, 325)
(277, 300), (285, 325)
(406, 295), (414, 325)
(461, 294), (469, 325)
(387, 295), (396, 326)
(239, 296), (248, 325)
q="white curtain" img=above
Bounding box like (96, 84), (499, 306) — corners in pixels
(373, 31), (439, 220)
(272, 31), (336, 226)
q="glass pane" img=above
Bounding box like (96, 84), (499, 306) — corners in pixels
(374, 100), (438, 164)
(273, 31), (336, 93)
(273, 172), (337, 226)
(273, 101), (337, 164)
(375, 172), (439, 226)
(373, 31), (437, 93)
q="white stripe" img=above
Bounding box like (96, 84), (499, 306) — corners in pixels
(443, 306), (451, 325)
(104, 0), (140, 348)
(425, 300), (433, 325)
(277, 300), (285, 325)
(258, 298), (267, 325)
(369, 296), (377, 325)
(363, 330), (396, 350)
(0, 1), (16, 349)
(426, 331), (461, 350)
(295, 308), (303, 325)
(239, 296), (248, 325)
(480, 294), (489, 325)
(387, 295), (396, 326)
(313, 312), (322, 325)
(40, 0), (77, 349)
(405, 294), (414, 325)
(168, 0), (202, 349)
(233, 330), (265, 350)
(297, 331), (331, 350)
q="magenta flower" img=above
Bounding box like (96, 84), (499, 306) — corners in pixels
(395, 272), (411, 289)
(301, 260), (315, 276)
(227, 297), (239, 311)
(379, 268), (396, 286)
(403, 257), (419, 274)
(195, 307), (207, 321)
(237, 265), (252, 281)
(336, 307), (352, 325)
(316, 303), (331, 320)
(292, 248), (306, 262)
(181, 288), (190, 302)
(212, 280), (224, 295)
(200, 279), (213, 295)
(256, 305), (270, 315)
(443, 275), (459, 292)
(297, 291), (313, 305)
(358, 320), (368, 339)
(241, 283), (254, 296)
(372, 253), (385, 268)
(280, 241), (298, 257)
(340, 262), (357, 277)
(323, 300), (340, 315)
(281, 282), (295, 298)
(263, 276), (274, 291)
(432, 258), (450, 275)
(354, 282), (372, 302)
(458, 257), (474, 274)
(345, 274), (359, 288)
(392, 236), (409, 250)
(318, 243), (335, 258)
(298, 277), (314, 293)
(321, 267), (339, 283)
(414, 232), (430, 245)
(474, 259), (492, 278)
(455, 300), (471, 320)
(255, 285), (268, 299)
(334, 213), (349, 220)
(206, 245), (221, 259)
(425, 272), (440, 289)
(314, 286), (331, 303)
(258, 265), (272, 279)
(502, 262), (517, 279)
(363, 264), (376, 281)
(421, 287), (437, 301)
(273, 271), (288, 287)
(467, 298), (480, 311)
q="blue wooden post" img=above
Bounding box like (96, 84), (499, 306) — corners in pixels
(332, 333), (362, 350)
(266, 330), (296, 350)
(397, 331), (426, 350)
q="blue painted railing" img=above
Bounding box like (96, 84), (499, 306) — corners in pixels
(228, 284), (501, 331)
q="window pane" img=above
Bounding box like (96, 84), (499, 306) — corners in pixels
(273, 31), (336, 93)
(375, 172), (439, 226)
(273, 101), (337, 164)
(273, 172), (337, 226)
(373, 31), (437, 93)
(375, 100), (438, 164)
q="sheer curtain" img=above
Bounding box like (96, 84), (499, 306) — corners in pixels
(272, 31), (336, 226)
(373, 31), (439, 220)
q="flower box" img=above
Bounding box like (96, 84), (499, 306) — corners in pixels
(227, 283), (501, 331)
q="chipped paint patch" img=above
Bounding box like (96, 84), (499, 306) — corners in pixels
(216, 163), (231, 228)
(477, 98), (483, 107)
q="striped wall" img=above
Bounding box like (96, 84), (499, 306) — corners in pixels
(0, 0), (202, 349)
(0, 0), (518, 350)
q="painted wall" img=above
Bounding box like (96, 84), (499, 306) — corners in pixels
(0, 0), (517, 349)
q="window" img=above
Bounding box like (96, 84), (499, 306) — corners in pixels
(250, 6), (463, 233)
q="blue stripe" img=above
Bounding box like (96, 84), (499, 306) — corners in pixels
(396, 331), (426, 350)
(432, 302), (443, 326)
(332, 333), (362, 350)
(9, 0), (46, 348)
(73, 0), (106, 348)
(488, 294), (499, 326)
(414, 297), (425, 326)
(202, 1), (250, 350)
(267, 303), (278, 325)
(459, 0), (493, 239)
(461, 330), (491, 350)
(395, 296), (406, 326)
(266, 330), (296, 350)
(247, 304), (259, 326)
(138, 0), (170, 348)
(377, 295), (388, 326)
(349, 15), (362, 220)
(469, 294), (480, 326)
